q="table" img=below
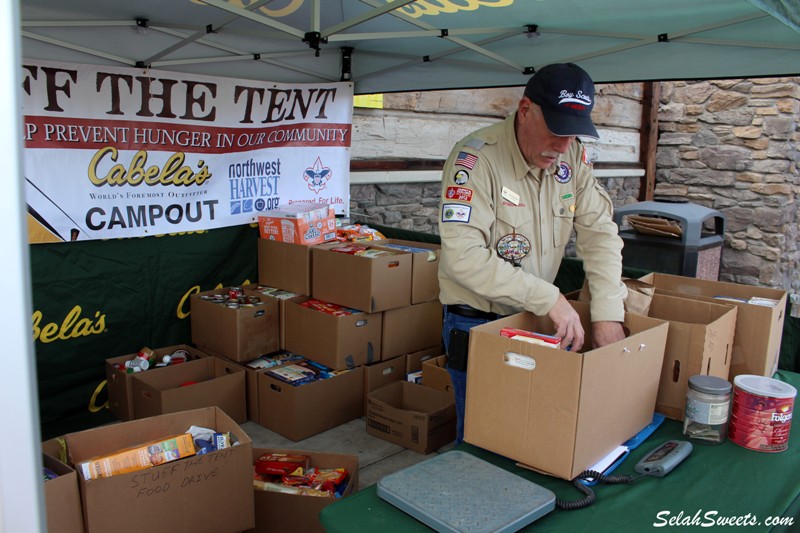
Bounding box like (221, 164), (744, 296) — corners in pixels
(321, 371), (800, 532)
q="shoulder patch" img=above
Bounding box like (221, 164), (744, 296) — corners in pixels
(464, 138), (486, 150)
(441, 204), (472, 223)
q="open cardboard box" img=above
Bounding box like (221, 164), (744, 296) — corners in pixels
(105, 344), (210, 421)
(132, 356), (247, 423)
(283, 297), (381, 370)
(247, 448), (359, 533)
(371, 239), (441, 304)
(311, 242), (413, 313)
(648, 293), (737, 420)
(257, 365), (364, 441)
(64, 407), (254, 533)
(464, 300), (668, 480)
(190, 286), (280, 362)
(257, 238), (315, 296)
(639, 272), (786, 378)
(381, 300), (443, 360)
(421, 355), (454, 397)
(366, 381), (456, 454)
(42, 439), (84, 533)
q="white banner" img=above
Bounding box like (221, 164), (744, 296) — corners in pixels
(22, 60), (352, 243)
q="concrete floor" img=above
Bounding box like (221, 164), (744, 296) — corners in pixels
(241, 417), (455, 491)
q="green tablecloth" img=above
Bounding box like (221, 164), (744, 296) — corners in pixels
(321, 371), (800, 532)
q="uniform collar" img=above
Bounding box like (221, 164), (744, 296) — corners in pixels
(505, 112), (561, 181)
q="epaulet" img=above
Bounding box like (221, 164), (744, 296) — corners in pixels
(464, 138), (486, 151)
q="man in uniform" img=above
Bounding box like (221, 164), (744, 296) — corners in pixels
(438, 63), (628, 444)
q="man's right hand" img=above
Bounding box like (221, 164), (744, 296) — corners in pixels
(547, 294), (584, 351)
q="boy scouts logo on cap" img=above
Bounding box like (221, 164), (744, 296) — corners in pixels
(554, 162), (572, 183)
(453, 170), (470, 185)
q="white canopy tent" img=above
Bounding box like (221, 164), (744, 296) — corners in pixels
(4, 0), (799, 530)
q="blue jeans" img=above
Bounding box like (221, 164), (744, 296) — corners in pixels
(442, 306), (496, 445)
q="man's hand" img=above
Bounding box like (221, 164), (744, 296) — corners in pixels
(547, 294), (584, 351)
(592, 321), (625, 349)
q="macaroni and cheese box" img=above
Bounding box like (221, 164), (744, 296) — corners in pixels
(258, 204), (336, 245)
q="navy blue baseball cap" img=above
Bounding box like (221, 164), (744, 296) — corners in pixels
(524, 63), (599, 140)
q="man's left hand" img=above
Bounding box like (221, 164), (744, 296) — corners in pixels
(592, 321), (625, 349)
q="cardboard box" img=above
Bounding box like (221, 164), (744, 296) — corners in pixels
(247, 448), (359, 533)
(647, 293), (737, 420)
(405, 345), (443, 375)
(284, 298), (381, 370)
(132, 356), (247, 423)
(105, 344), (209, 421)
(244, 283), (306, 350)
(373, 239), (440, 304)
(65, 407), (254, 533)
(381, 300), (443, 360)
(464, 301), (668, 480)
(311, 243), (413, 313)
(366, 381), (456, 454)
(257, 238), (315, 296)
(191, 287), (280, 362)
(257, 365), (364, 441)
(421, 355), (454, 397)
(258, 204), (336, 244)
(363, 355), (406, 413)
(42, 440), (84, 533)
(639, 272), (787, 378)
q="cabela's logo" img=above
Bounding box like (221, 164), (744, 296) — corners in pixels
(32, 305), (107, 343)
(304, 157), (332, 194)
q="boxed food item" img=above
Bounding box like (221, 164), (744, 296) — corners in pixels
(382, 300), (443, 360)
(464, 300), (668, 480)
(257, 364), (364, 441)
(42, 439), (84, 533)
(258, 203), (336, 245)
(311, 242), (413, 313)
(77, 433), (196, 480)
(65, 406), (254, 533)
(284, 298), (381, 370)
(191, 286), (280, 362)
(105, 344), (209, 421)
(366, 381), (456, 454)
(132, 356), (247, 423)
(247, 448), (359, 533)
(639, 272), (787, 378)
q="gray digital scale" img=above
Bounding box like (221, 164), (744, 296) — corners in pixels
(377, 451), (556, 533)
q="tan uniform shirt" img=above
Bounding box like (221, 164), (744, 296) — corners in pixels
(438, 113), (627, 322)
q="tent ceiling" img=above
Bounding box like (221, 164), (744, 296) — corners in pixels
(19, 0), (800, 94)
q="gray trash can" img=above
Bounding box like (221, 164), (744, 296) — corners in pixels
(613, 200), (725, 280)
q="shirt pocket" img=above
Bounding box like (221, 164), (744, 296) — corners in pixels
(551, 201), (575, 248)
(495, 205), (533, 246)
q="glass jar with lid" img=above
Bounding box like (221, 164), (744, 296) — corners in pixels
(683, 375), (732, 444)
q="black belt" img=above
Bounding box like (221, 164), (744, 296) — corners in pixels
(447, 304), (498, 321)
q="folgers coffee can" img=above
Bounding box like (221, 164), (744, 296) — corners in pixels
(729, 375), (796, 452)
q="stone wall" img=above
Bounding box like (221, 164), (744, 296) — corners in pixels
(654, 78), (799, 294)
(347, 78), (800, 296)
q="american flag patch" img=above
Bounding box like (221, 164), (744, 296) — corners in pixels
(455, 151), (478, 170)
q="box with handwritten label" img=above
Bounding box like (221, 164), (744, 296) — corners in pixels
(64, 407), (253, 533)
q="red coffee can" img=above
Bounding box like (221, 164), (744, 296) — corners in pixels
(729, 375), (796, 453)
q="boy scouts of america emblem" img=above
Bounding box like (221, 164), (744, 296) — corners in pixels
(554, 162), (572, 183)
(496, 233), (531, 266)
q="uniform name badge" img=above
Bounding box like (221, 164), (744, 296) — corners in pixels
(496, 233), (531, 266)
